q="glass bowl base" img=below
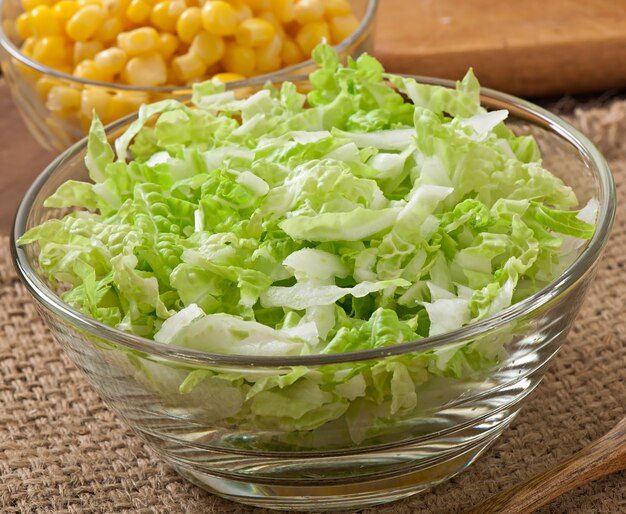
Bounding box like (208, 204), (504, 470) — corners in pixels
(169, 427), (508, 511)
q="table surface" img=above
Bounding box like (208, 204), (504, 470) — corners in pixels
(0, 79), (53, 235)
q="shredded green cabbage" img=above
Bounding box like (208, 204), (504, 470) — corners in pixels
(20, 45), (596, 444)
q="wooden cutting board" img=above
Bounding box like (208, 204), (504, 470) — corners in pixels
(375, 0), (626, 97)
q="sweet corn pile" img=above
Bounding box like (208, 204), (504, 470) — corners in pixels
(14, 0), (359, 132)
(18, 0), (359, 84)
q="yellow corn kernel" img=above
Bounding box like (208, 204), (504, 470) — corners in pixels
(20, 36), (37, 57)
(159, 32), (179, 59)
(169, 1), (187, 20)
(270, 0), (295, 23)
(295, 20), (329, 55)
(32, 36), (71, 65)
(80, 87), (112, 120)
(73, 40), (104, 64)
(117, 27), (160, 56)
(257, 11), (286, 39)
(56, 64), (75, 74)
(151, 0), (186, 33)
(176, 7), (202, 43)
(66, 5), (107, 42)
(94, 47), (127, 75)
(103, 0), (129, 17)
(211, 71), (245, 82)
(21, 0), (57, 11)
(77, 0), (103, 6)
(21, 0), (51, 12)
(172, 52), (207, 82)
(46, 85), (81, 111)
(189, 31), (224, 65)
(231, 0), (252, 22)
(235, 17), (275, 47)
(35, 75), (62, 99)
(123, 52), (167, 85)
(52, 1), (79, 24)
(280, 35), (304, 65)
(125, 0), (152, 23)
(222, 42), (255, 76)
(255, 33), (282, 73)
(329, 13), (358, 43)
(246, 0), (270, 13)
(294, 0), (323, 24)
(16, 13), (32, 40)
(150, 1), (171, 30)
(73, 60), (95, 80)
(201, 1), (238, 36)
(74, 58), (114, 81)
(108, 91), (147, 120)
(109, 0), (133, 25)
(29, 5), (62, 37)
(94, 18), (122, 42)
(323, 0), (351, 17)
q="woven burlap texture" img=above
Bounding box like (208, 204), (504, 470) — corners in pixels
(1, 101), (625, 514)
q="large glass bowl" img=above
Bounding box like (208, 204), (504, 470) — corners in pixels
(0, 0), (377, 152)
(11, 77), (616, 511)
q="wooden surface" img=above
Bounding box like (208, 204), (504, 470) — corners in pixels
(375, 0), (626, 96)
(0, 80), (53, 235)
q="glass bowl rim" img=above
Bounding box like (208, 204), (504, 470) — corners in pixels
(0, 0), (379, 92)
(11, 74), (617, 368)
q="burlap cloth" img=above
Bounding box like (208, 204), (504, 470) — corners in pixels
(1, 100), (625, 514)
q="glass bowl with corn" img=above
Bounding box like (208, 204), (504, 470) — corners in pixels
(0, 0), (377, 151)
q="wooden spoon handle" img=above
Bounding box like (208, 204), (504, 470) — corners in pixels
(465, 418), (626, 514)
